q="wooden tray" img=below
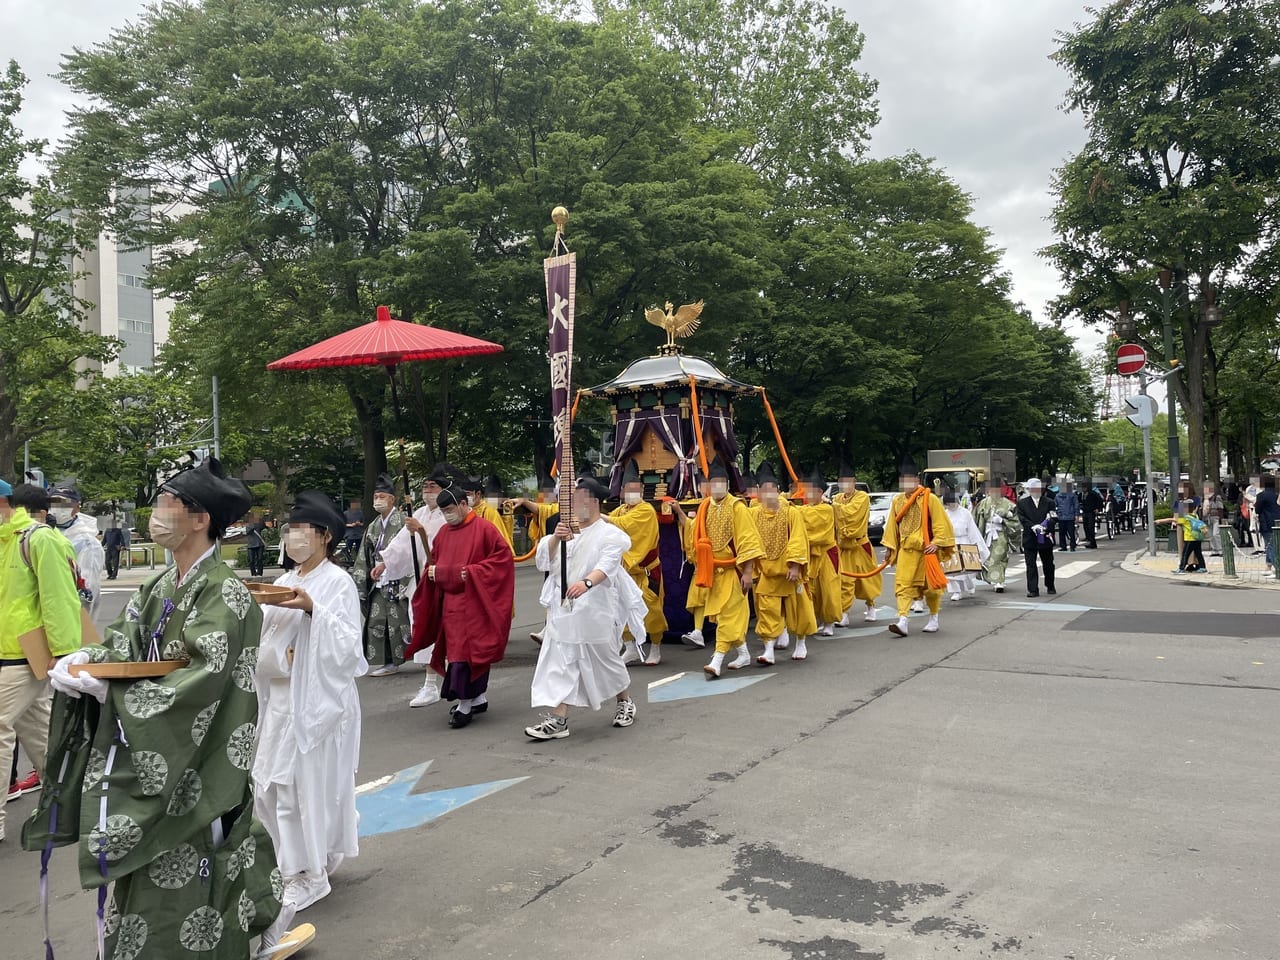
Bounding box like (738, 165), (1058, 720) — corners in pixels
(70, 660), (188, 679)
(245, 582), (296, 605)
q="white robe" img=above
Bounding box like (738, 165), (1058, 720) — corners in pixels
(379, 505), (445, 625)
(253, 559), (366, 880)
(945, 506), (990, 594)
(530, 520), (647, 710)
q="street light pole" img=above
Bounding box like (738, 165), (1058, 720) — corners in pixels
(1158, 270), (1180, 501)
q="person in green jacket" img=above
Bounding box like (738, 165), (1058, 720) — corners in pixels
(32, 459), (297, 959)
(0, 479), (83, 844)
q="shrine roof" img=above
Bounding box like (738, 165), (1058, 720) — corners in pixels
(581, 353), (759, 398)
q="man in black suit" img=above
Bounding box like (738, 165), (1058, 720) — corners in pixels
(1017, 478), (1056, 597)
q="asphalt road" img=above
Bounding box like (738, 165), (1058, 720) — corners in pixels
(4, 534), (1277, 960)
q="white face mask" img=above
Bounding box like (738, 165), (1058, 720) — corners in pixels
(709, 481), (728, 499)
(443, 509), (465, 527)
(486, 496), (503, 509)
(149, 509), (188, 551)
(624, 491), (642, 505)
(284, 528), (318, 564)
(50, 506), (75, 526)
(374, 496), (395, 515)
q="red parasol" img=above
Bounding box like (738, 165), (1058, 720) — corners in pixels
(267, 305), (502, 371)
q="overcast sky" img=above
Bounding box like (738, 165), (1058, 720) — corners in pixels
(3, 0), (1099, 346)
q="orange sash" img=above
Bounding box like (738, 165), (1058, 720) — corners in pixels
(693, 499), (739, 589)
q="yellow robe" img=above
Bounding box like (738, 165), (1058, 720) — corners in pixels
(607, 501), (668, 641)
(833, 490), (882, 607)
(679, 516), (708, 628)
(798, 503), (843, 625)
(524, 501), (559, 548)
(475, 500), (514, 551)
(691, 495), (764, 653)
(752, 501), (816, 640)
(881, 489), (956, 616)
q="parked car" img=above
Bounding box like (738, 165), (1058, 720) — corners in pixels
(867, 492), (895, 545)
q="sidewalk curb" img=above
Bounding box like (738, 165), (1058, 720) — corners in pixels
(1121, 548), (1277, 590)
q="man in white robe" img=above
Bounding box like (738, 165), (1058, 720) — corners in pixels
(525, 473), (645, 741)
(375, 464), (458, 706)
(943, 490), (989, 601)
(254, 491), (367, 913)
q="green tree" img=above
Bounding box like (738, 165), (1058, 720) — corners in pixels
(1046, 0), (1280, 490)
(0, 60), (115, 475)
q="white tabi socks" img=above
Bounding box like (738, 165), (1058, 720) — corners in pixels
(923, 615), (940, 633)
(818, 623), (834, 637)
(888, 616), (909, 637)
(704, 651), (726, 679)
(775, 629), (790, 650)
(622, 640), (643, 665)
(864, 603), (878, 622)
(792, 636), (808, 661)
(836, 612), (850, 628)
(727, 644), (752, 670)
(757, 639), (776, 666)
(681, 627), (705, 648)
(644, 643), (662, 666)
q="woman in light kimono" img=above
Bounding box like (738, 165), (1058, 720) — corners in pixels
(943, 490), (988, 601)
(254, 491), (366, 913)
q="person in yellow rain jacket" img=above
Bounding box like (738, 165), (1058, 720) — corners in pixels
(750, 461), (816, 665)
(832, 463), (882, 624)
(607, 460), (668, 666)
(881, 455), (955, 637)
(795, 469), (843, 637)
(687, 460), (764, 679)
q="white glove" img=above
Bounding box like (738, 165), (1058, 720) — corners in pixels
(49, 650), (109, 703)
(1047, 511), (1058, 520)
(1032, 524), (1045, 535)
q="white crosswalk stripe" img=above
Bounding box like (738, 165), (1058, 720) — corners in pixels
(1004, 558), (1098, 580)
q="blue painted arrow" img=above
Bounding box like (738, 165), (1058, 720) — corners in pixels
(356, 762), (528, 838)
(647, 671), (774, 702)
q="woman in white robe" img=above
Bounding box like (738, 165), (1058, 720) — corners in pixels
(943, 491), (989, 601)
(254, 491), (367, 912)
(525, 476), (646, 741)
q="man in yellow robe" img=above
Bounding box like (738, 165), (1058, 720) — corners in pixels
(480, 474), (515, 547)
(689, 460), (764, 679)
(467, 475), (514, 551)
(832, 463), (882, 624)
(797, 470), (843, 636)
(881, 455), (955, 636)
(607, 459), (668, 665)
(751, 461), (816, 664)
(672, 469), (711, 648)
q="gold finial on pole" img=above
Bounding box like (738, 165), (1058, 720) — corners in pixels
(551, 205), (569, 233)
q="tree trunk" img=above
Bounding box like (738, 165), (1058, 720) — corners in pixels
(347, 383), (386, 521)
(408, 366), (434, 461)
(0, 363), (21, 477)
(1204, 338), (1222, 490)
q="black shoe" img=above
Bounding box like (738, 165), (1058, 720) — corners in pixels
(448, 710), (474, 729)
(1046, 587), (1056, 595)
(1085, 543), (1098, 549)
(449, 702), (488, 716)
(1026, 591), (1039, 598)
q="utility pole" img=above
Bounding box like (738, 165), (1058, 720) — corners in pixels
(212, 376), (221, 461)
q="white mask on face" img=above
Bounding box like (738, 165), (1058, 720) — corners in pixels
(486, 496), (503, 509)
(149, 509), (188, 551)
(624, 491), (642, 505)
(710, 481), (728, 499)
(374, 496), (394, 515)
(50, 506), (75, 526)
(285, 528), (317, 564)
(839, 481), (855, 494)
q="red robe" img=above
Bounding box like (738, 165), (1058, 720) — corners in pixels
(408, 512), (515, 675)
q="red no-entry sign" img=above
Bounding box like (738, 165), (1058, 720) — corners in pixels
(1116, 343), (1146, 376)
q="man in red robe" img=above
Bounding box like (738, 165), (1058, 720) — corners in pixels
(408, 487), (515, 728)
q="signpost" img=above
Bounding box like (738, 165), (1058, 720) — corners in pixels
(1117, 343), (1146, 376)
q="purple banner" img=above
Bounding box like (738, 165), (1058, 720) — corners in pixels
(545, 252), (576, 477)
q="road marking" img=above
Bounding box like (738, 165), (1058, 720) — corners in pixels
(647, 671), (773, 702)
(1054, 560), (1100, 579)
(994, 602), (1103, 612)
(646, 672), (687, 690)
(356, 761), (527, 838)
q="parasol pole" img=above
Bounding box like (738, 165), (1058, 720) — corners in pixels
(386, 363), (422, 580)
(545, 206), (577, 601)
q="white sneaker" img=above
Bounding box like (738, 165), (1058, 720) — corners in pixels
(409, 680), (441, 708)
(612, 699), (637, 728)
(923, 615), (940, 633)
(775, 629), (790, 650)
(368, 663), (399, 678)
(888, 617), (909, 637)
(950, 592), (960, 602)
(704, 652), (725, 679)
(863, 605), (877, 622)
(525, 714), (570, 740)
(791, 637), (808, 661)
(681, 628), (705, 648)
(643, 645), (662, 666)
(726, 645), (751, 670)
(818, 623), (834, 637)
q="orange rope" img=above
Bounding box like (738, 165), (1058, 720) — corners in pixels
(757, 388), (799, 488)
(514, 545), (536, 562)
(687, 376), (710, 477)
(840, 558), (890, 580)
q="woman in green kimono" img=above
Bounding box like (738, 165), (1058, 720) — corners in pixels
(30, 459), (296, 959)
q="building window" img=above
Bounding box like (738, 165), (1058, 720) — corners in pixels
(117, 273), (148, 288)
(123, 317), (153, 333)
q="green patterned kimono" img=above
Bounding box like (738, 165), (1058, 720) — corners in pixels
(352, 509), (412, 664)
(976, 494), (1019, 587)
(24, 550), (281, 959)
